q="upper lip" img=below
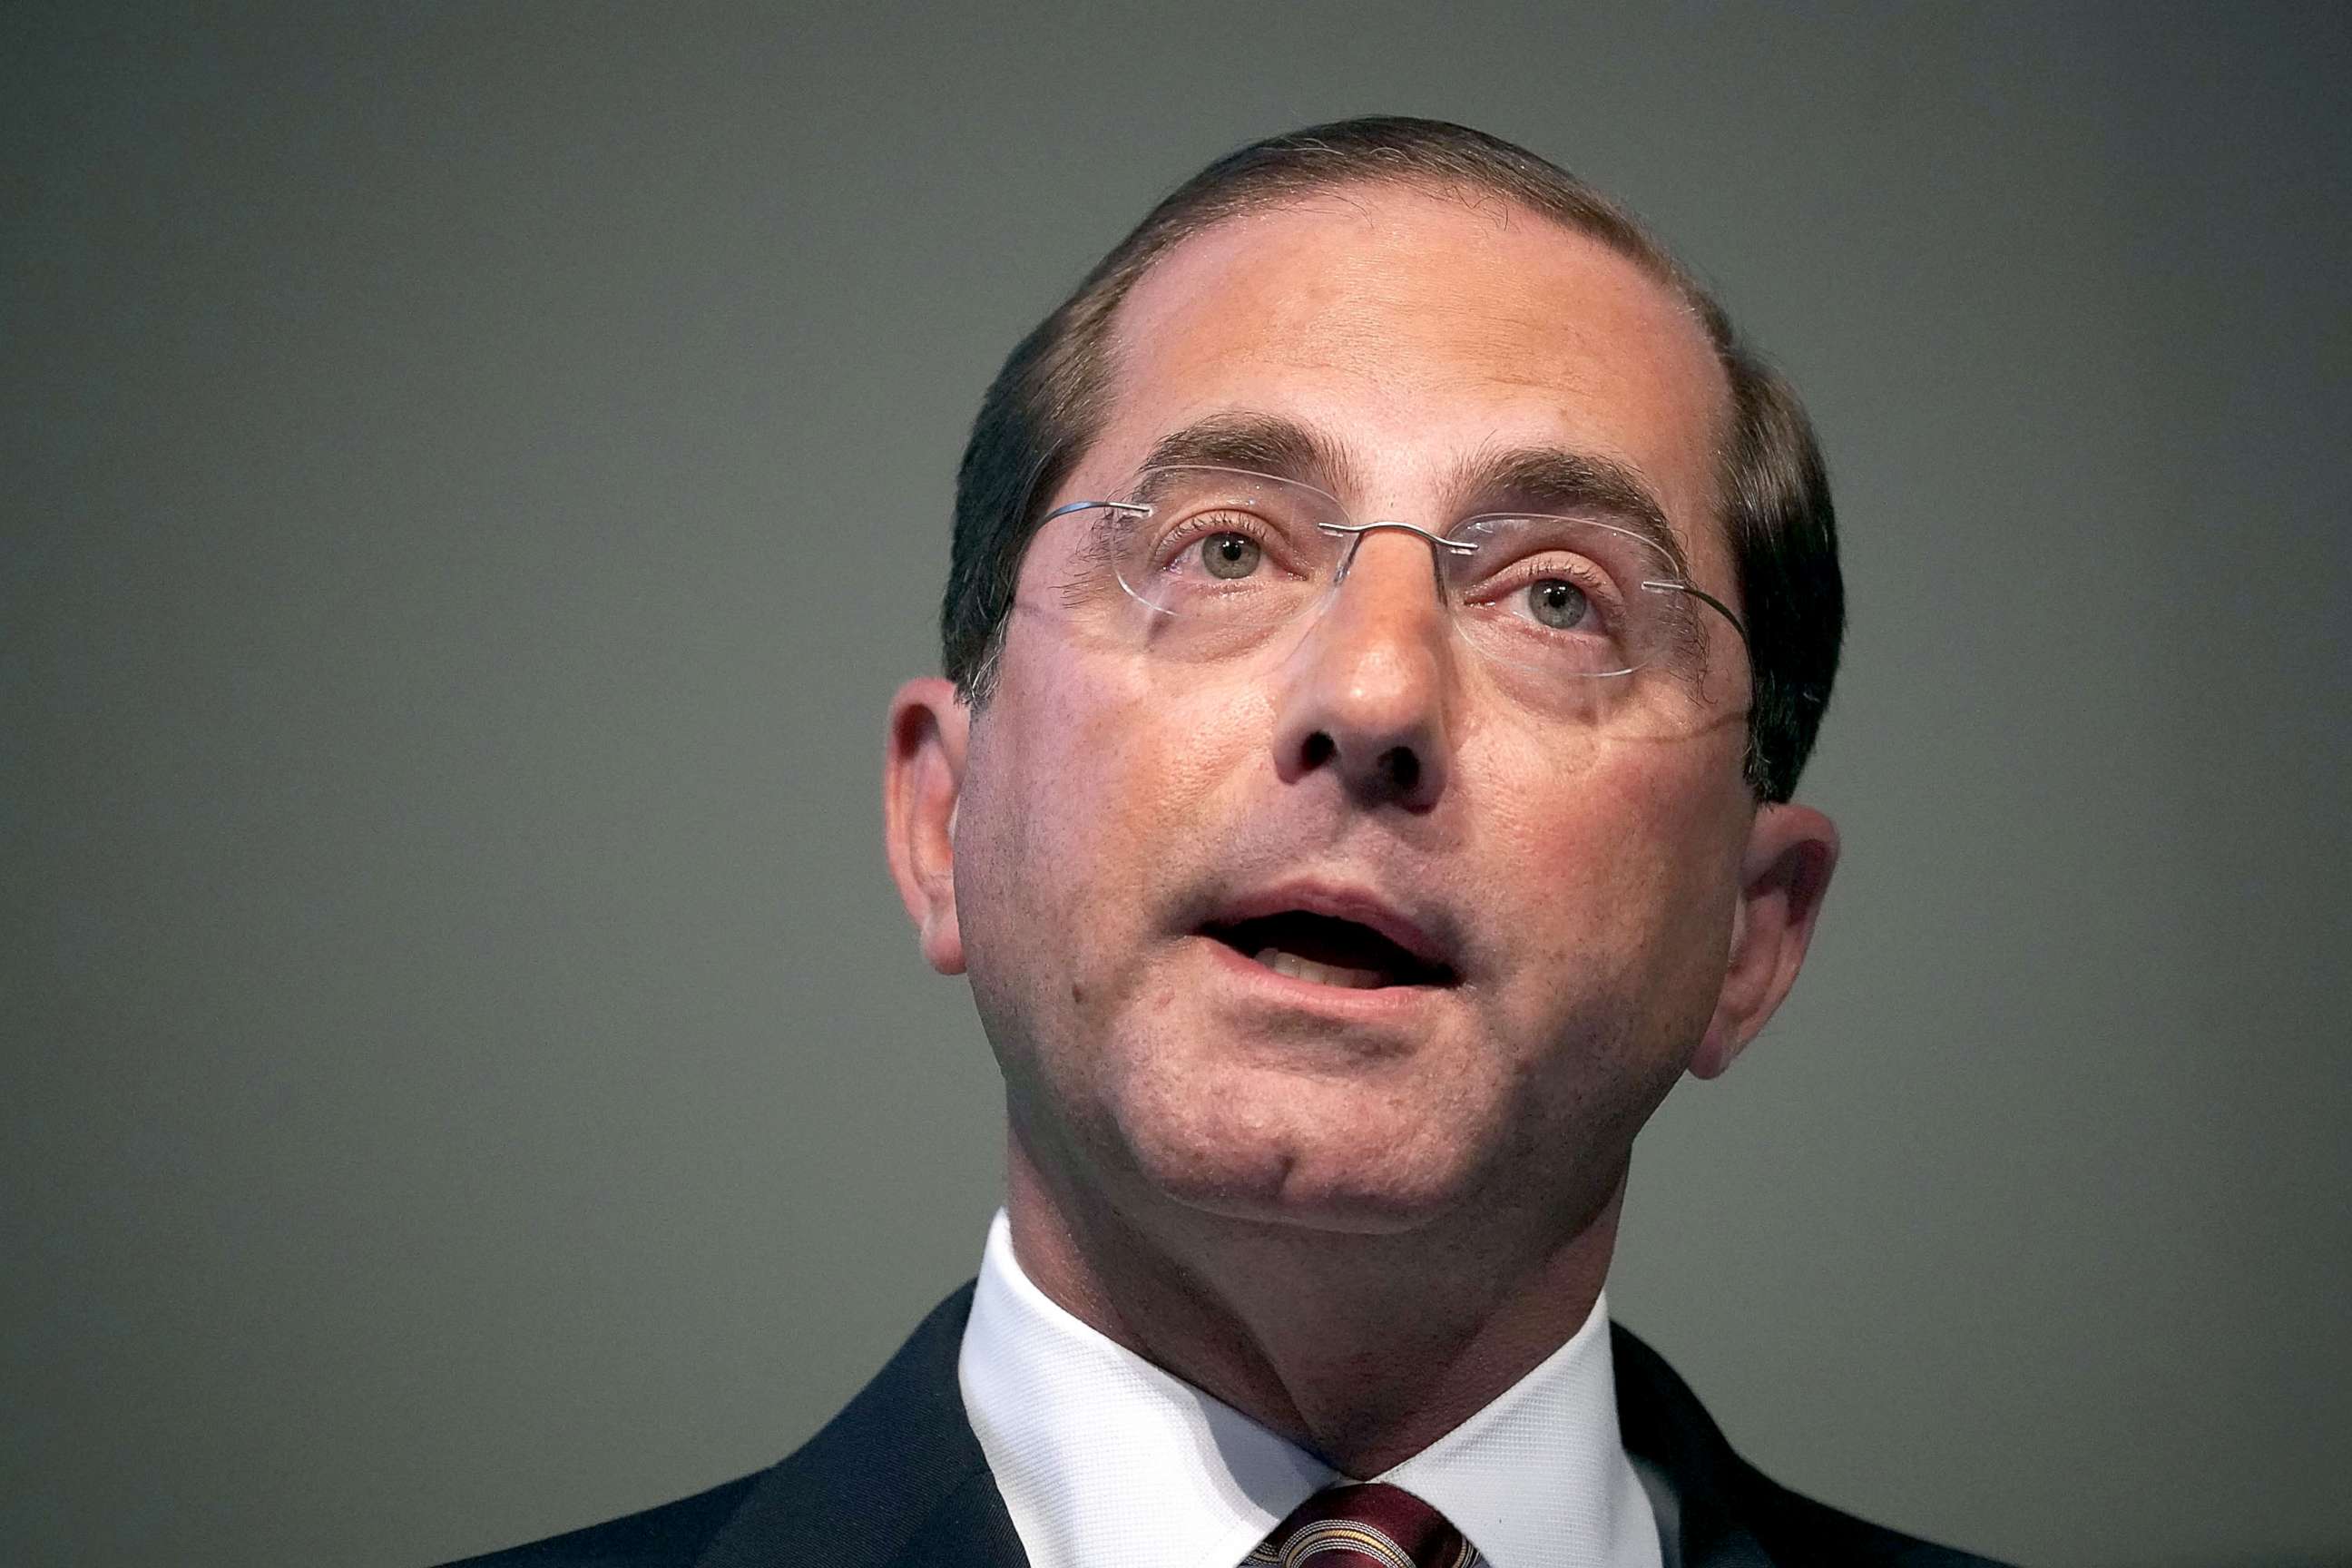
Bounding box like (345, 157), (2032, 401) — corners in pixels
(1197, 878), (1461, 977)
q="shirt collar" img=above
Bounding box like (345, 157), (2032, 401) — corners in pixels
(958, 1210), (1661, 1568)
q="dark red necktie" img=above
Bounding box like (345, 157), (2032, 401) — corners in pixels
(1246, 1483), (1480, 1568)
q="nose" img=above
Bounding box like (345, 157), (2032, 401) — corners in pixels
(1270, 526), (1455, 810)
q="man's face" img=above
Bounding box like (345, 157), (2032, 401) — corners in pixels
(914, 185), (1798, 1245)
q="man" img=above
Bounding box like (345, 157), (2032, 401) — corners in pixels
(456, 118), (2002, 1567)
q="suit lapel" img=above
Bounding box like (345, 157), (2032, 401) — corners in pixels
(694, 1284), (1028, 1568)
(876, 1465), (1031, 1568)
(1612, 1324), (1775, 1568)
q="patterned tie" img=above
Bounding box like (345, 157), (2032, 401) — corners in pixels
(1246, 1483), (1482, 1568)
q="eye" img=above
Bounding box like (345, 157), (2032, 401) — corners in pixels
(1200, 533), (1262, 579)
(1524, 579), (1588, 630)
(1152, 510), (1282, 580)
(1484, 556), (1620, 636)
(1447, 515), (1638, 637)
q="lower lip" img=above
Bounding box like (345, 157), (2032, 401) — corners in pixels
(1194, 935), (1453, 1019)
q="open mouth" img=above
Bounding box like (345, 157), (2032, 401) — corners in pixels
(1201, 911), (1457, 991)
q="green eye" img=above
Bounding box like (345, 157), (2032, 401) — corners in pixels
(1200, 534), (1262, 579)
(1526, 579), (1589, 629)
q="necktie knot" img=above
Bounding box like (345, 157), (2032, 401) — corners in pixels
(1248, 1483), (1478, 1568)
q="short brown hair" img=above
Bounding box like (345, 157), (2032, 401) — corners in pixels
(941, 116), (1841, 802)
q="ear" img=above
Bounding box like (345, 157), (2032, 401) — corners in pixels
(883, 677), (971, 975)
(1688, 801), (1839, 1080)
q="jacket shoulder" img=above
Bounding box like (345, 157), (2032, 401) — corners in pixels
(1610, 1323), (2014, 1568)
(1738, 1470), (2011, 1567)
(436, 1473), (758, 1567)
(437, 1285), (1005, 1568)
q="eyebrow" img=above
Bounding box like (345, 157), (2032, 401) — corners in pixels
(1138, 412), (1364, 495)
(1452, 445), (1692, 580)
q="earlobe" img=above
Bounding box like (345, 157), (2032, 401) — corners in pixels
(882, 677), (972, 975)
(1690, 802), (1839, 1080)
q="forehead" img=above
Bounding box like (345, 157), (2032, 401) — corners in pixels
(1086, 183), (1731, 564)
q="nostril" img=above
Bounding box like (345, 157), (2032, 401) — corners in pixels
(1379, 747), (1421, 793)
(1286, 728), (1439, 806)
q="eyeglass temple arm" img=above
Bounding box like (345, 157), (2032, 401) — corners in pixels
(1643, 581), (1749, 652)
(1043, 498), (1151, 522)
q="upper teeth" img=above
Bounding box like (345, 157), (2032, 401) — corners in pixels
(1254, 947), (1386, 989)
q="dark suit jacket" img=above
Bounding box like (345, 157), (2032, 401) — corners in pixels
(447, 1285), (2006, 1567)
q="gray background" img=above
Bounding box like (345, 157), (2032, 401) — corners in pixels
(5, 5), (2347, 1565)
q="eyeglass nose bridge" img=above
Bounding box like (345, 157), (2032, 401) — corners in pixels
(1316, 519), (1479, 595)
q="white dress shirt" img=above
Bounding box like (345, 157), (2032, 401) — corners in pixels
(958, 1210), (1663, 1568)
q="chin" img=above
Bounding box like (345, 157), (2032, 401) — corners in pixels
(1113, 1096), (1493, 1240)
(1166, 1181), (1462, 1238)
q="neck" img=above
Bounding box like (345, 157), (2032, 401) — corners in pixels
(1002, 1130), (1624, 1476)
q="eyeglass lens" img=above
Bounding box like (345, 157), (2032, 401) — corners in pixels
(1093, 466), (1709, 687)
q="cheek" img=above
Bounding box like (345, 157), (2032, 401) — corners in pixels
(1456, 747), (1740, 1172)
(959, 645), (1273, 1150)
(1467, 736), (1744, 1005)
(1005, 654), (1256, 863)
(963, 638), (1266, 986)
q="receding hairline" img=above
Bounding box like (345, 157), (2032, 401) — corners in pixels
(943, 118), (1838, 799)
(1103, 170), (1721, 354)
